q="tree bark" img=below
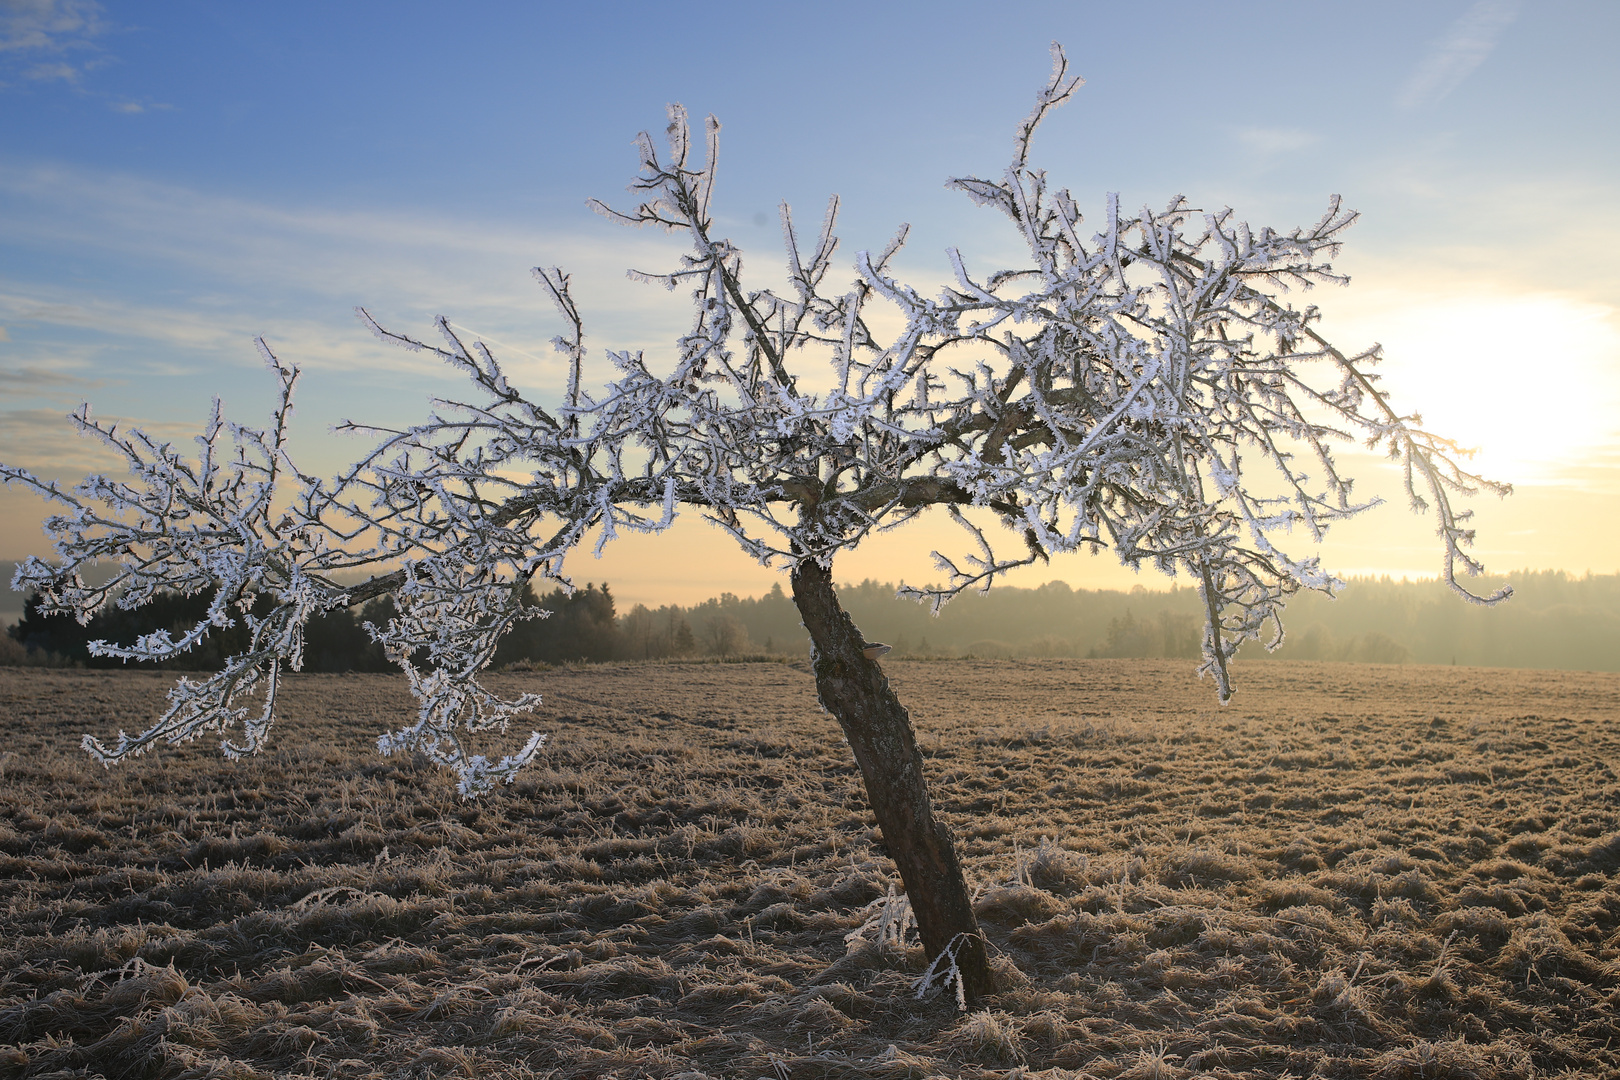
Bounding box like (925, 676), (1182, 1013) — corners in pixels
(790, 557), (993, 1002)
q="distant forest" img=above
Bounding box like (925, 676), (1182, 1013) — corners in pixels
(666, 570), (1620, 672)
(4, 566), (1617, 672)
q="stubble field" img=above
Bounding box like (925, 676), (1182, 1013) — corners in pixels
(0, 659), (1617, 1079)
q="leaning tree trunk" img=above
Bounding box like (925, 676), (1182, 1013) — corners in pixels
(790, 557), (994, 1002)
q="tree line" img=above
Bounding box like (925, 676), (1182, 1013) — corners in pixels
(5, 581), (645, 671)
(6, 568), (1617, 672)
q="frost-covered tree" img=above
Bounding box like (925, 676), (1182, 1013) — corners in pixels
(2, 46), (1509, 1002)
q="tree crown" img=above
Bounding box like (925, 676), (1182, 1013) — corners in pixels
(2, 45), (1509, 794)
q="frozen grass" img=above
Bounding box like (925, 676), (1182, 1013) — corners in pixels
(0, 659), (1616, 1078)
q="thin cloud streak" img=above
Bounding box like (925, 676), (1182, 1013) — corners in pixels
(1397, 0), (1520, 110)
(0, 159), (698, 352)
(0, 284), (475, 386)
(0, 407), (197, 474)
(0, 161), (568, 287)
(0, 364), (102, 390)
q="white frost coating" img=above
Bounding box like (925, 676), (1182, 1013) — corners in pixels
(2, 45), (1511, 792)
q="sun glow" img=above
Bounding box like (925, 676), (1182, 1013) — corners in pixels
(1334, 292), (1620, 486)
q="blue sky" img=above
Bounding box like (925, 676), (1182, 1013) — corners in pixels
(3, 0), (1618, 607)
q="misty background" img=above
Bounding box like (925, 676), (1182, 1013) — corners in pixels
(6, 566), (1615, 673)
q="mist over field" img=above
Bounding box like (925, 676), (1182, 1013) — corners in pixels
(670, 572), (1620, 672)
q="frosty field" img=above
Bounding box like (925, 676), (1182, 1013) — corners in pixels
(0, 659), (1616, 1079)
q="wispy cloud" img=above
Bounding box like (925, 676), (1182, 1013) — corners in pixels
(0, 159), (699, 373)
(1397, 0), (1520, 110)
(0, 406), (197, 474)
(23, 59), (74, 81)
(0, 0), (103, 53)
(0, 0), (105, 89)
(0, 363), (101, 390)
(0, 282), (470, 395)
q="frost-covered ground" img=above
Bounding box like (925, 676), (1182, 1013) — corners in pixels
(1, 660), (1616, 1079)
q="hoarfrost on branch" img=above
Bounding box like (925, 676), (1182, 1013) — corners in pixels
(1, 45), (1510, 793)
